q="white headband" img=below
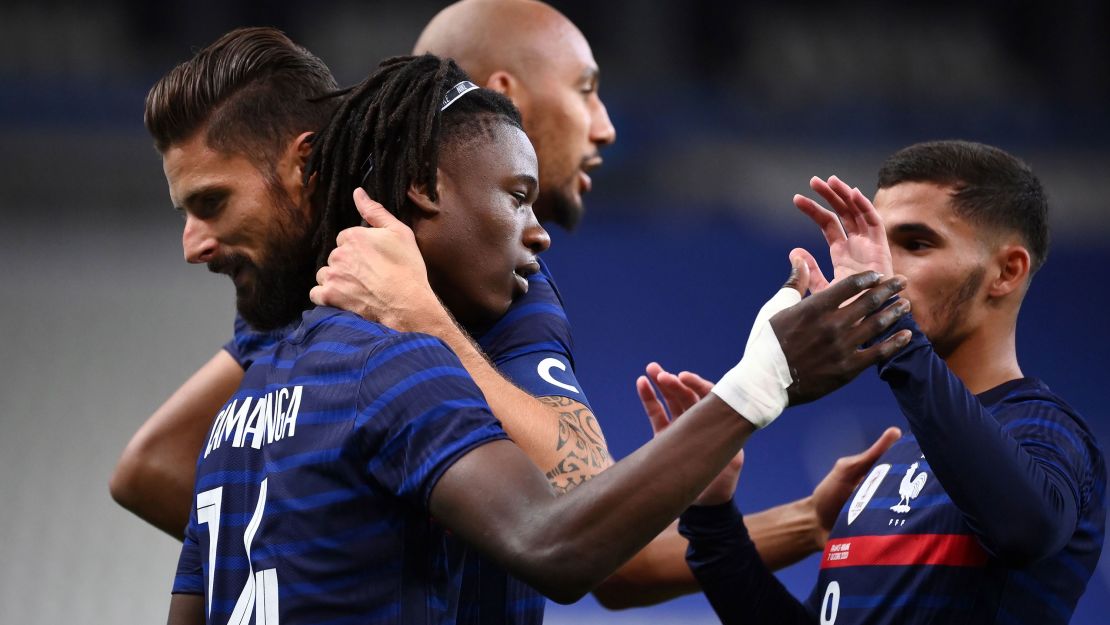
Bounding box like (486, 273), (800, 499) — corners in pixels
(361, 80), (481, 185)
(440, 80), (479, 111)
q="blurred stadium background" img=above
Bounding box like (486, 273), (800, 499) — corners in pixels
(1, 1), (1107, 623)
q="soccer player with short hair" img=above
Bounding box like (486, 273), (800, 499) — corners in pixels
(677, 141), (1107, 624)
(165, 52), (913, 624)
(110, 27), (339, 536)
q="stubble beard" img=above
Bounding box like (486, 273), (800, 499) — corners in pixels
(927, 264), (987, 359)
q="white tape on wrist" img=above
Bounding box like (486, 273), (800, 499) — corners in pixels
(711, 288), (801, 429)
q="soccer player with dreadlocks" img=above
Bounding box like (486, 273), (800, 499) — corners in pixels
(164, 52), (913, 624)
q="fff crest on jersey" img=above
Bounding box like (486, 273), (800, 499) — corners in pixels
(848, 463), (890, 525)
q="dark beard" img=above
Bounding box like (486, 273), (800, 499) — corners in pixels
(535, 182), (582, 231)
(208, 186), (318, 331)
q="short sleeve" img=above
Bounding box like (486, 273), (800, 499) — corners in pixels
(476, 259), (591, 407)
(354, 332), (510, 508)
(172, 517), (204, 595)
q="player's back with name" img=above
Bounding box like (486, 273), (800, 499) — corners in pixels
(176, 306), (508, 624)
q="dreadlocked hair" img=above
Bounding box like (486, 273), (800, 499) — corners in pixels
(306, 54), (523, 270)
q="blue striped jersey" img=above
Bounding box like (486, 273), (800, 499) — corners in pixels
(476, 257), (588, 408)
(223, 313), (295, 370)
(210, 258), (587, 624)
(808, 377), (1106, 624)
(173, 306), (509, 624)
(682, 314), (1105, 625)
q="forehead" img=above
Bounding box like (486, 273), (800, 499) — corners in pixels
(874, 181), (963, 231)
(162, 134), (259, 204)
(442, 121), (538, 179)
(528, 19), (597, 81)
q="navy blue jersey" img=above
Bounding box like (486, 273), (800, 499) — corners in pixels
(222, 313), (295, 370)
(682, 314), (1106, 625)
(208, 258), (586, 624)
(174, 306), (509, 624)
(475, 258), (588, 407)
(457, 258), (589, 625)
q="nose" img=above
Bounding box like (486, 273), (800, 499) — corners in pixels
(590, 97), (616, 147)
(523, 211), (551, 255)
(182, 216), (218, 264)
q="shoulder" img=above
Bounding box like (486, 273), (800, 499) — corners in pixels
(990, 378), (1098, 443)
(477, 258), (573, 359)
(225, 312), (297, 368)
(990, 378), (1106, 505)
(537, 257), (566, 302)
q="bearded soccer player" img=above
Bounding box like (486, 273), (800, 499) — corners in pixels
(676, 141), (1106, 625)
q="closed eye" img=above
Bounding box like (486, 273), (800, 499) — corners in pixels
(181, 188), (229, 220)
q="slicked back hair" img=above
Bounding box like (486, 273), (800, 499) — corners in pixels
(306, 54), (523, 270)
(877, 140), (1050, 273)
(144, 26), (338, 171)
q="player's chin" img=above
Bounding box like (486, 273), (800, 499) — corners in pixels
(470, 294), (514, 335)
(551, 186), (585, 231)
(487, 279), (519, 314)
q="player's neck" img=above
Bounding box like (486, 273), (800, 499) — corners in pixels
(944, 323), (1022, 395)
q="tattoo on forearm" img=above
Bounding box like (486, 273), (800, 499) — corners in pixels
(540, 396), (612, 493)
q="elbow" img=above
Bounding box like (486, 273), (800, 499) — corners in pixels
(509, 535), (605, 605)
(543, 584), (592, 606)
(109, 434), (164, 513)
(522, 550), (595, 605)
(591, 582), (640, 610)
(984, 541), (1050, 569)
(977, 509), (1068, 567)
(109, 446), (144, 511)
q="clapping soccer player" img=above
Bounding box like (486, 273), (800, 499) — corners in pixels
(676, 141), (1106, 625)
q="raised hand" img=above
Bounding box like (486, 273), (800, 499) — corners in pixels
(638, 363), (743, 505)
(310, 189), (439, 330)
(793, 175), (894, 290)
(771, 270), (911, 405)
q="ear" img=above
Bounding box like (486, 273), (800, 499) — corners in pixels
(275, 131), (316, 199)
(294, 130), (315, 159)
(988, 243), (1031, 298)
(485, 70), (525, 109)
(406, 181), (441, 219)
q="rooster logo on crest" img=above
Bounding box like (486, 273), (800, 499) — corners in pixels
(890, 462), (928, 514)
